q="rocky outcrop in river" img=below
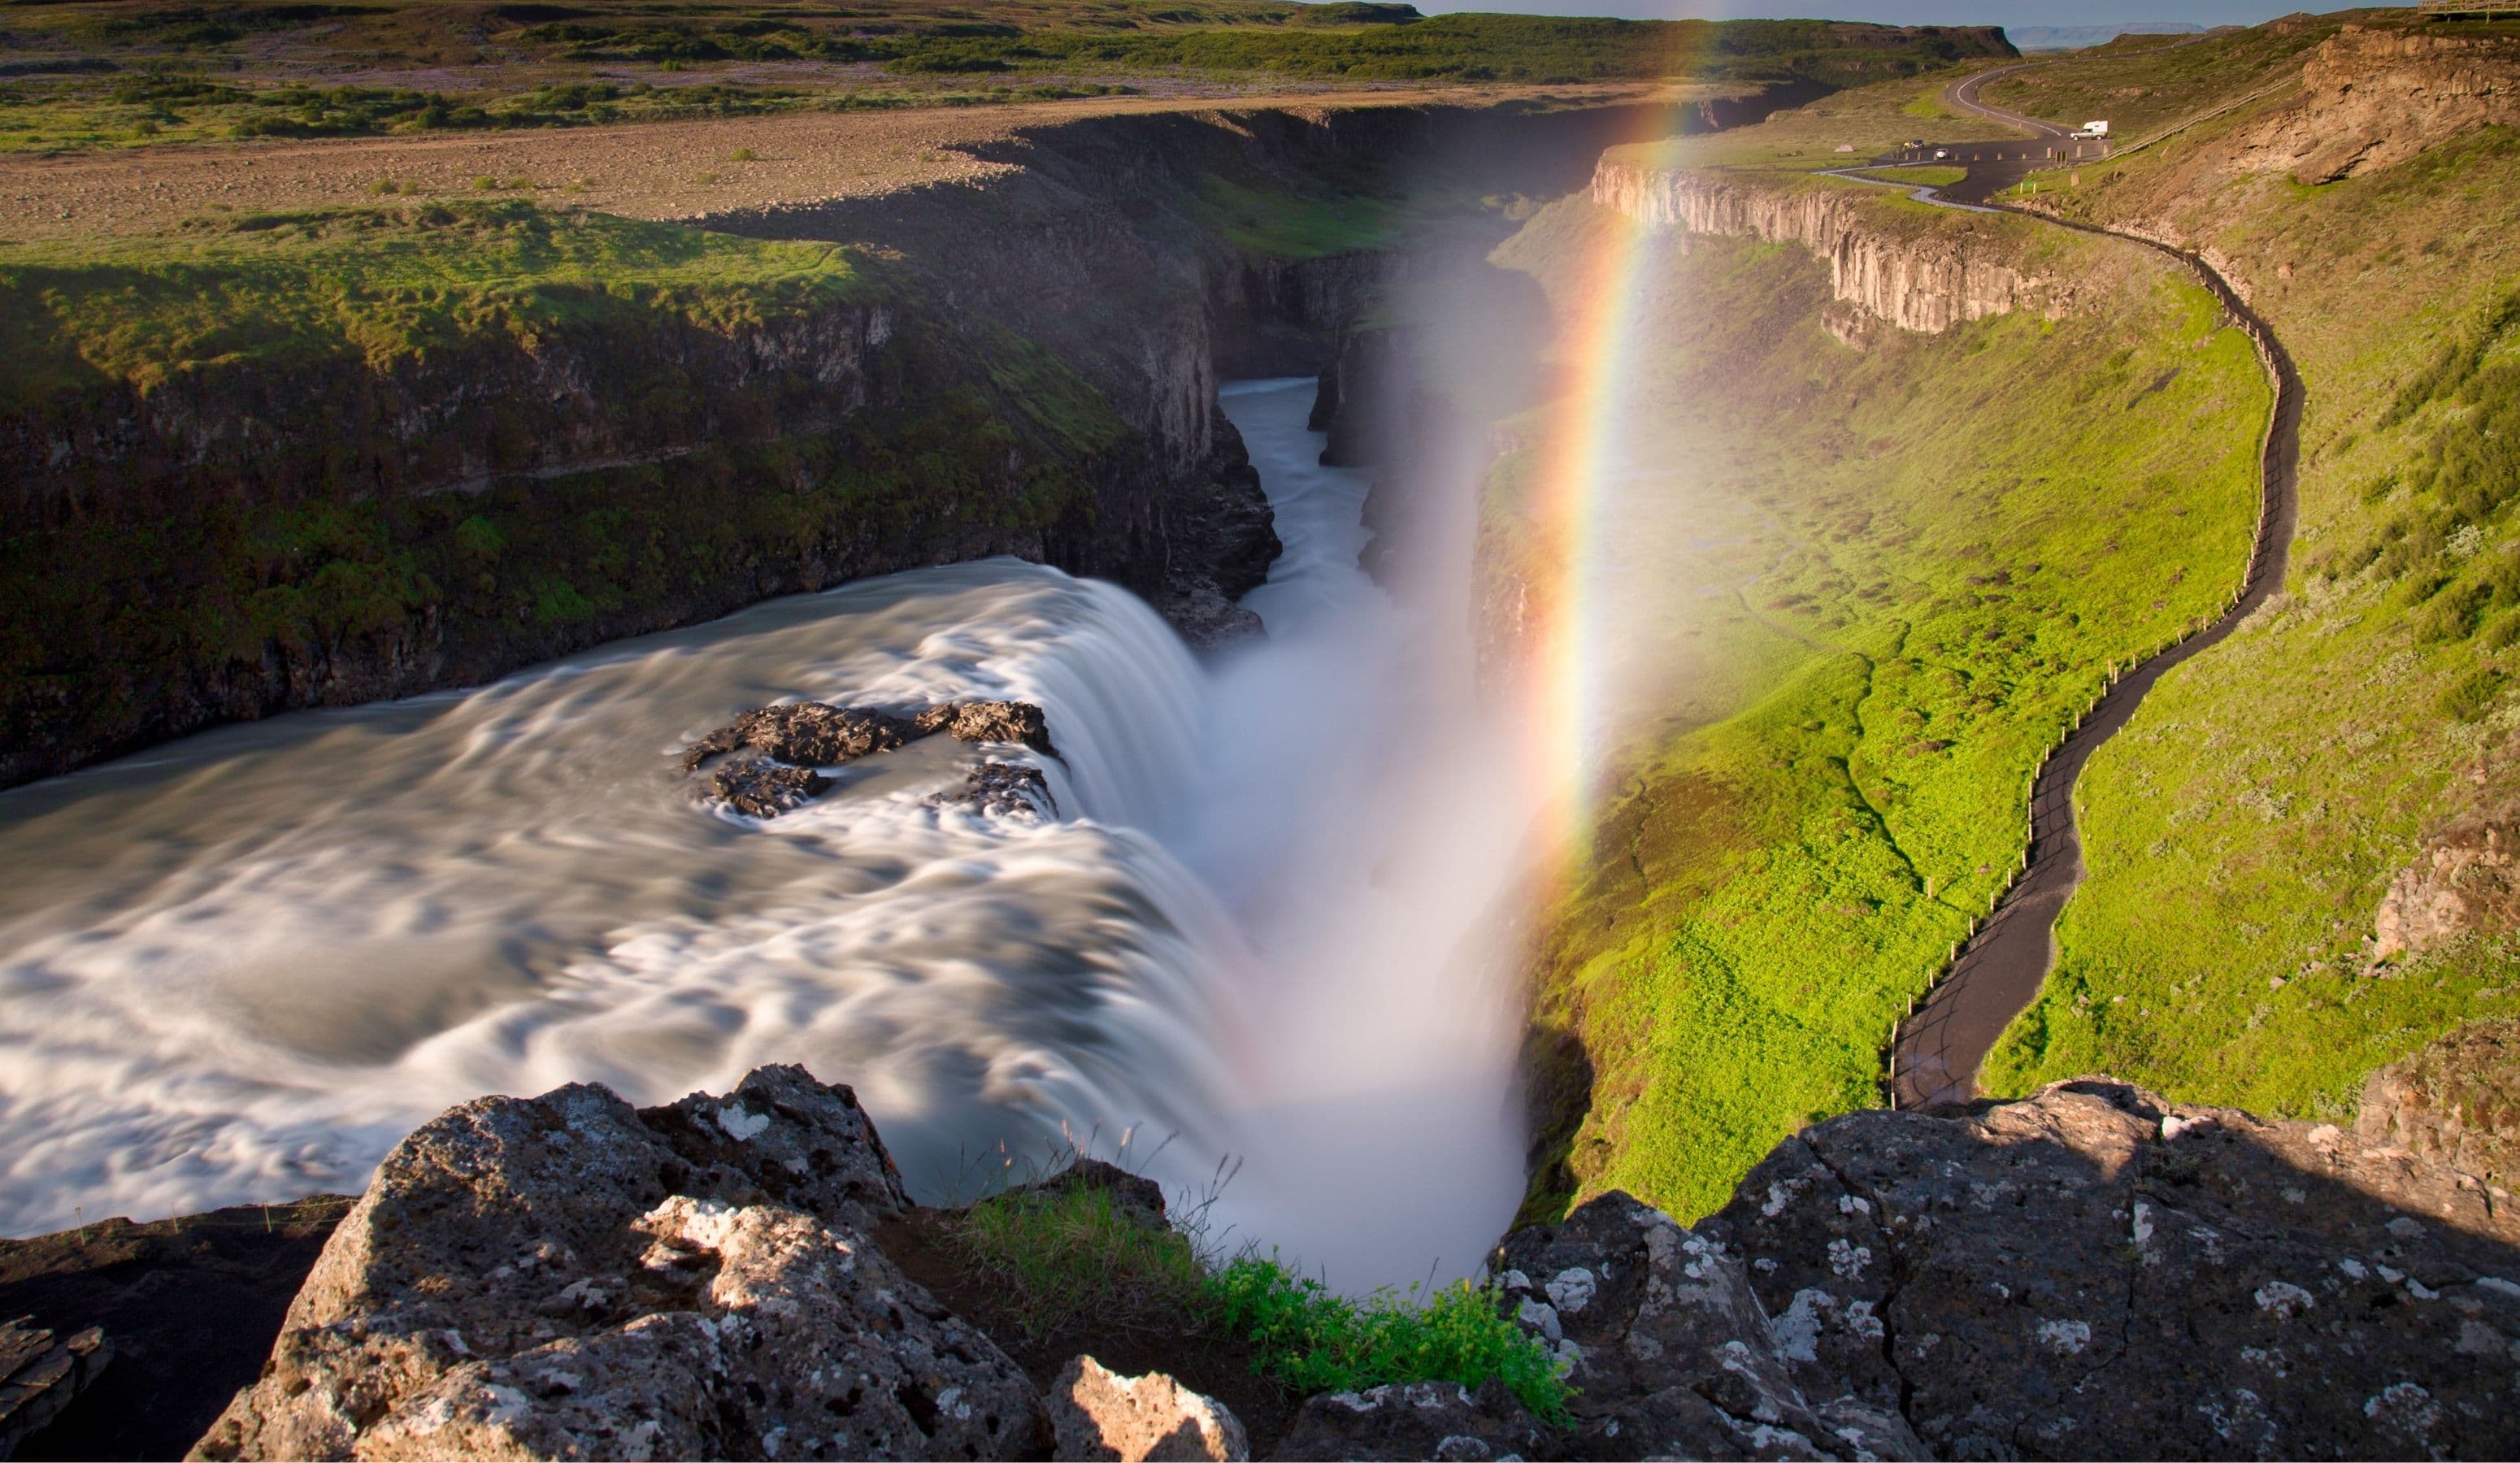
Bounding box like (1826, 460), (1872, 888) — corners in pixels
(181, 1068), (2520, 1461)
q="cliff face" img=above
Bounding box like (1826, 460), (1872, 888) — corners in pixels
(1591, 161), (2071, 332)
(2235, 24), (2520, 185)
(2, 98), (1676, 789)
(183, 1068), (2520, 1461)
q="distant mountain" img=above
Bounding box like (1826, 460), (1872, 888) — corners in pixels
(2007, 22), (2206, 51)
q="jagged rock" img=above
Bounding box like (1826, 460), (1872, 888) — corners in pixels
(1157, 584), (1266, 649)
(1493, 1193), (1923, 1461)
(2229, 24), (2520, 185)
(0, 1315), (111, 1459)
(1592, 163), (2076, 333)
(2370, 803), (2520, 965)
(680, 702), (919, 773)
(710, 758), (830, 818)
(2361, 1018), (2520, 1189)
(190, 1066), (1040, 1461)
(684, 700), (1058, 818)
(912, 700), (1059, 758)
(1049, 1356), (1247, 1461)
(928, 761), (1057, 819)
(1693, 1077), (2520, 1461)
(1026, 1158), (1169, 1232)
(1272, 1381), (1550, 1463)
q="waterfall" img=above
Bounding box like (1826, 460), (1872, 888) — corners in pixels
(0, 384), (1532, 1292)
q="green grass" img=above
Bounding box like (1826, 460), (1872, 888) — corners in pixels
(1210, 1257), (1571, 1422)
(1605, 73), (2014, 175)
(1972, 20), (2336, 141)
(0, 202), (871, 409)
(1488, 174), (2268, 1222)
(1190, 174), (1397, 258)
(0, 200), (1129, 775)
(935, 1171), (1568, 1418)
(0, 3), (2016, 153)
(1978, 111), (2520, 1118)
(941, 1180), (1214, 1342)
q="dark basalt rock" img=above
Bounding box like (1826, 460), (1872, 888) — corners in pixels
(709, 759), (830, 818)
(912, 701), (1059, 758)
(1274, 1382), (1549, 1462)
(684, 699), (1057, 818)
(928, 761), (1056, 820)
(191, 1066), (1040, 1462)
(679, 701), (919, 773)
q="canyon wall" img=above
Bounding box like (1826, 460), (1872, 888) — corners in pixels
(0, 99), (1664, 788)
(1591, 160), (2074, 332)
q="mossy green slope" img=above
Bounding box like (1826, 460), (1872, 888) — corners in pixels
(1489, 174), (2268, 1222)
(1979, 41), (2520, 1116)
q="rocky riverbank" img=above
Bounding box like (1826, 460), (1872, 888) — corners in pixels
(11, 1063), (2510, 1461)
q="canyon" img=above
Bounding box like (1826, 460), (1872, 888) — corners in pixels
(7, 9), (2520, 1459)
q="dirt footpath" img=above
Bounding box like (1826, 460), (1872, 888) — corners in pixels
(0, 83), (1661, 244)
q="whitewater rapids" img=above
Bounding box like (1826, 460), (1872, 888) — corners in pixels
(0, 378), (1531, 1289)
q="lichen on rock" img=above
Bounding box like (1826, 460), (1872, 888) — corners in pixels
(188, 1066), (1039, 1461)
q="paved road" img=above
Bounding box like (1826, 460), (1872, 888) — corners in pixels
(1869, 65), (2112, 205)
(1883, 70), (2304, 1109)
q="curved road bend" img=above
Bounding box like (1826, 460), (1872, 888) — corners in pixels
(1884, 69), (2305, 1109)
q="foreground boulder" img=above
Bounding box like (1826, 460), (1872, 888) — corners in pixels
(183, 1070), (2520, 1461)
(191, 1066), (1039, 1461)
(1693, 1079), (2520, 1461)
(1049, 1355), (1247, 1461)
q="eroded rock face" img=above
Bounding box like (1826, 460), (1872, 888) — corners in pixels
(0, 1315), (112, 1457)
(2370, 805), (2520, 965)
(190, 1066), (1040, 1461)
(1592, 163), (2074, 334)
(1049, 1355), (1248, 1462)
(2361, 1018), (2520, 1190)
(1694, 1079), (2520, 1461)
(2235, 24), (2520, 184)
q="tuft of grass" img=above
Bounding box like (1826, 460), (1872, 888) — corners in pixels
(730, 146), (758, 162)
(1208, 1257), (1572, 1423)
(941, 1180), (1213, 1344)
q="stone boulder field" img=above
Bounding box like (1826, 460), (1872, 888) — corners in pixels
(11, 1065), (2479, 1461)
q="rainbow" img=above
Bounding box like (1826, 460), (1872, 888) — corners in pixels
(1519, 101), (1692, 874)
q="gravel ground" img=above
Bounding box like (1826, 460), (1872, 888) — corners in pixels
(0, 83), (1660, 245)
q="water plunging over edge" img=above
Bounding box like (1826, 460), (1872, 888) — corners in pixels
(0, 378), (1533, 1291)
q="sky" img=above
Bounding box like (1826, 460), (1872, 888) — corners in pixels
(1417, 0), (2294, 24)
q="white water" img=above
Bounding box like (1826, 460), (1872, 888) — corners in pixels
(0, 378), (1530, 1289)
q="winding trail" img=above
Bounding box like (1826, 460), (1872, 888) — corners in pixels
(1883, 67), (2305, 1109)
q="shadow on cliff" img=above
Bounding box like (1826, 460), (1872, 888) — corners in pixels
(1675, 1077), (2520, 1461)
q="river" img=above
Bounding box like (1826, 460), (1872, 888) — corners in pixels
(0, 377), (1532, 1290)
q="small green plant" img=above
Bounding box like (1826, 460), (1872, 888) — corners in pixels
(2438, 666), (2506, 723)
(941, 1179), (1211, 1344)
(729, 146), (758, 162)
(471, 174), (496, 190)
(694, 169), (720, 184)
(368, 177), (399, 195)
(1206, 1257), (1571, 1423)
